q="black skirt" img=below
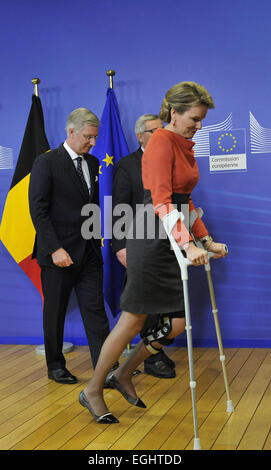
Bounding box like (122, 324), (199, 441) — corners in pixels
(119, 191), (189, 316)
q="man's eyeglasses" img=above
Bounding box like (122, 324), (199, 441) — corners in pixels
(143, 127), (162, 134)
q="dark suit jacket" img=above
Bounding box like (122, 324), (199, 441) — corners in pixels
(29, 144), (103, 267)
(112, 147), (144, 253)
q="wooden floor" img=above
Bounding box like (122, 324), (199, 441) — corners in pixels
(1, 344), (271, 451)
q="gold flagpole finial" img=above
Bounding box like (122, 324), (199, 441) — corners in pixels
(106, 70), (115, 89)
(32, 78), (40, 97)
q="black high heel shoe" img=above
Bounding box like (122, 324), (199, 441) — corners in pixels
(106, 373), (146, 408)
(79, 391), (119, 423)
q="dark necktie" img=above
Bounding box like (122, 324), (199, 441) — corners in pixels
(76, 157), (89, 193)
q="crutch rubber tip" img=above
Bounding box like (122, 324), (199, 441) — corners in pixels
(193, 438), (202, 450)
(227, 400), (234, 413)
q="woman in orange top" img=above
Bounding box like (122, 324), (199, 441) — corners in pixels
(79, 82), (228, 423)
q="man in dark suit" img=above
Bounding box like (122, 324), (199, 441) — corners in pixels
(29, 108), (110, 384)
(112, 114), (176, 378)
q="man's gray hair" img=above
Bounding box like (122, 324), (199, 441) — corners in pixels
(134, 113), (160, 135)
(66, 107), (100, 135)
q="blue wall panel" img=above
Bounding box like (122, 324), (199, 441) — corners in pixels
(0, 0), (271, 347)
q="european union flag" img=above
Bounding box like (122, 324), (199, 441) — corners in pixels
(92, 88), (129, 317)
(209, 129), (246, 156)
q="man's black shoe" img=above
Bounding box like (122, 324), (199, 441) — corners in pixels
(144, 360), (176, 379)
(145, 349), (175, 368)
(158, 349), (175, 368)
(48, 367), (78, 384)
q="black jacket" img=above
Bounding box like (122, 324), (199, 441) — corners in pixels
(112, 147), (144, 253)
(29, 144), (102, 267)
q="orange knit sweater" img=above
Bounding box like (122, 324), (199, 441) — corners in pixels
(142, 128), (208, 245)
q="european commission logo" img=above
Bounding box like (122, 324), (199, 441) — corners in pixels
(0, 146), (13, 169)
(209, 129), (246, 173)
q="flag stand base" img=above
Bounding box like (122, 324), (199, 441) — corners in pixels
(121, 343), (135, 356)
(121, 343), (141, 375)
(35, 342), (74, 356)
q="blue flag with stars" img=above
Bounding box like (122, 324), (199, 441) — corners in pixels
(92, 88), (129, 317)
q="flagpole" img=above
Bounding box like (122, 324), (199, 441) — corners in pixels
(32, 78), (40, 97)
(105, 70), (136, 356)
(32, 78), (74, 358)
(106, 70), (115, 89)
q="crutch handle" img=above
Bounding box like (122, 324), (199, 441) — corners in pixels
(223, 244), (228, 254)
(190, 208), (229, 257)
(183, 244), (228, 275)
(207, 244), (228, 257)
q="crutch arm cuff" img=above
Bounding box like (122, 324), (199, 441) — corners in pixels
(161, 209), (192, 246)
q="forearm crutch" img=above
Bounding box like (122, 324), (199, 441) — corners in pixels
(162, 209), (233, 450)
(162, 209), (203, 450)
(191, 208), (234, 414)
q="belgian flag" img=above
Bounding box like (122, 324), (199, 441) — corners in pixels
(0, 94), (49, 295)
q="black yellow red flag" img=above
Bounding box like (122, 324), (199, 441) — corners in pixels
(0, 95), (50, 295)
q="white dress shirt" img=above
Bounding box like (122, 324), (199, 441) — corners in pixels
(63, 140), (91, 192)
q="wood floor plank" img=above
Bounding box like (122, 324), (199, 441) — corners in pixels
(263, 428), (271, 450)
(0, 349), (40, 379)
(0, 354), (91, 425)
(237, 380), (271, 450)
(0, 345), (30, 362)
(135, 348), (237, 450)
(0, 344), (29, 355)
(78, 349), (200, 450)
(0, 359), (45, 395)
(184, 348), (254, 450)
(200, 348), (267, 450)
(0, 379), (87, 449)
(212, 349), (271, 450)
(14, 402), (86, 450)
(1, 345), (270, 450)
(90, 349), (220, 450)
(150, 353), (233, 451)
(0, 357), (92, 447)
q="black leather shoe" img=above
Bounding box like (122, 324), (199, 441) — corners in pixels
(103, 363), (120, 389)
(144, 360), (176, 378)
(106, 373), (146, 408)
(145, 349), (175, 368)
(104, 368), (141, 388)
(79, 391), (119, 423)
(104, 372), (114, 389)
(159, 349), (175, 368)
(48, 367), (78, 384)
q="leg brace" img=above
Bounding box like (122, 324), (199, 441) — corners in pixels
(143, 315), (174, 354)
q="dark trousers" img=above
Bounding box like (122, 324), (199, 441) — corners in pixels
(41, 246), (110, 371)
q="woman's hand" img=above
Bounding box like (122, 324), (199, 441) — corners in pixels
(184, 242), (209, 266)
(205, 241), (228, 259)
